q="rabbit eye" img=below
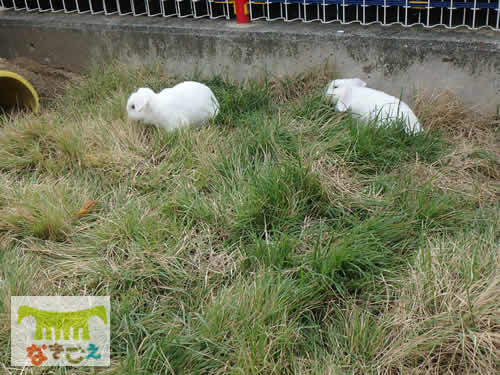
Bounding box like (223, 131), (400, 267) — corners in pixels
(131, 104), (135, 110)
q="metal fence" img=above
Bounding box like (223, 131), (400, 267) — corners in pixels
(1, 0), (498, 30)
(250, 0), (499, 29)
(0, 0), (233, 18)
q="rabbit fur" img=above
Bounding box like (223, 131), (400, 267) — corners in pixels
(325, 78), (423, 134)
(326, 78), (367, 95)
(127, 81), (219, 131)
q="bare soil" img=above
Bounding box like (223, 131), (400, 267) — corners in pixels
(0, 57), (80, 107)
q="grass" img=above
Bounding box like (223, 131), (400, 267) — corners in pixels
(0, 62), (498, 374)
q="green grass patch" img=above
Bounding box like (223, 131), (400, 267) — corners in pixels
(0, 64), (498, 375)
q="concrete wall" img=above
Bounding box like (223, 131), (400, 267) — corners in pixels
(1, 10), (499, 112)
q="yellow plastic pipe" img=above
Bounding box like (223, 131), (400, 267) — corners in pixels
(0, 70), (40, 113)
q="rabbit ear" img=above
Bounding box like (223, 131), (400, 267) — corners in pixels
(335, 87), (352, 112)
(134, 92), (149, 112)
(353, 78), (367, 87)
(332, 78), (367, 88)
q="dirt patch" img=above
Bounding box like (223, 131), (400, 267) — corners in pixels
(0, 57), (80, 107)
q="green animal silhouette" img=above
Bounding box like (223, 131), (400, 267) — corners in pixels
(17, 305), (107, 340)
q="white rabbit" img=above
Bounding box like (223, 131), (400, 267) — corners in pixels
(126, 81), (219, 131)
(326, 84), (423, 134)
(325, 78), (367, 97)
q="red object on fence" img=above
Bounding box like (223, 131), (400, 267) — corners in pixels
(235, 0), (250, 24)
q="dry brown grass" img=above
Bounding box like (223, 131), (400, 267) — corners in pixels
(311, 156), (361, 197)
(0, 112), (175, 187)
(397, 158), (499, 206)
(0, 176), (82, 241)
(410, 89), (500, 204)
(269, 63), (336, 104)
(378, 232), (500, 375)
(414, 89), (499, 142)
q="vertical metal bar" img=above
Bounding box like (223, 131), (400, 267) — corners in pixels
(24, 0), (39, 11)
(486, 0), (490, 27)
(472, 0), (477, 28)
(426, 0), (430, 27)
(404, 0), (408, 26)
(496, 0), (500, 29)
(117, 0), (133, 15)
(62, 0), (77, 13)
(89, 0), (104, 14)
(383, 0), (387, 25)
(76, 0), (91, 13)
(462, 0), (466, 26)
(161, 0), (178, 17)
(449, 0), (453, 27)
(103, 0), (118, 14)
